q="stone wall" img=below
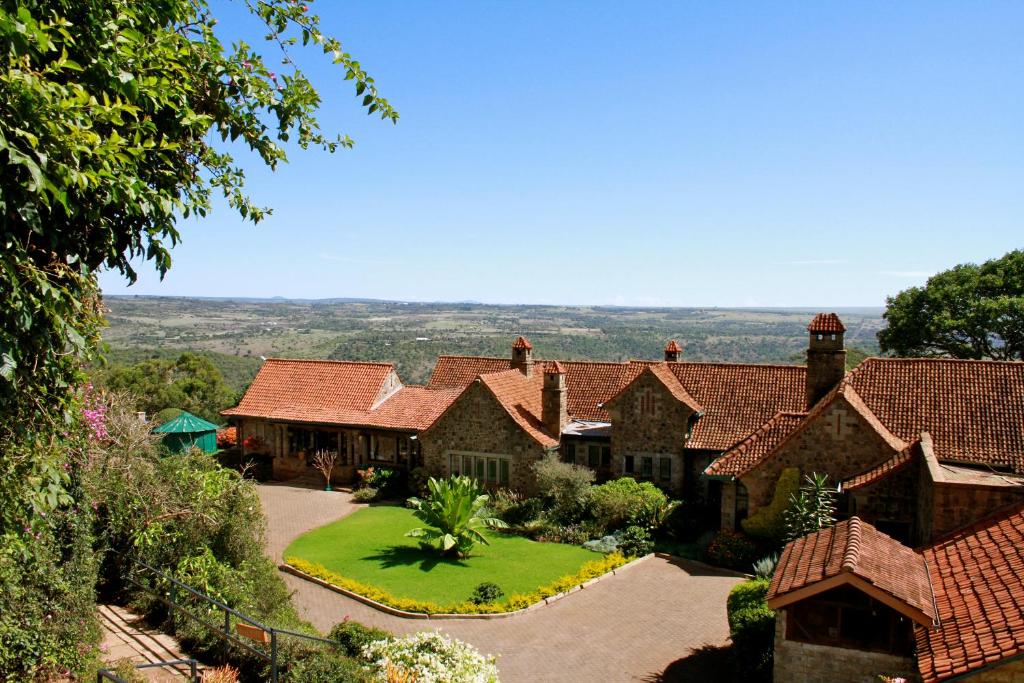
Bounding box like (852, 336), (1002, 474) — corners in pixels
(773, 610), (920, 683)
(928, 481), (1024, 540)
(850, 458), (920, 543)
(419, 380), (550, 493)
(605, 370), (693, 491)
(741, 396), (900, 513)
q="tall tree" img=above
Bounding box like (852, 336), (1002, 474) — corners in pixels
(0, 0), (394, 675)
(101, 353), (236, 423)
(878, 250), (1024, 360)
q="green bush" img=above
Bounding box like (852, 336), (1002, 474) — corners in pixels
(329, 620), (392, 657)
(618, 525), (654, 558)
(470, 582), (505, 605)
(352, 487), (379, 503)
(533, 454), (595, 524)
(283, 648), (372, 682)
(727, 578), (775, 682)
(741, 467), (799, 544)
(705, 529), (759, 570)
(588, 477), (668, 532)
(407, 466), (431, 497)
(406, 476), (508, 557)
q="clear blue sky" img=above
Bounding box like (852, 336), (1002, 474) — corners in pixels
(98, 1), (1023, 307)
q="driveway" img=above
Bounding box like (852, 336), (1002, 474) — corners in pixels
(257, 480), (742, 682)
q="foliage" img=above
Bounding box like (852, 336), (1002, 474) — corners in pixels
(217, 427), (238, 449)
(352, 487), (380, 503)
(784, 472), (837, 541)
(705, 530), (759, 570)
(878, 249), (1024, 360)
(0, 0), (394, 673)
(407, 466), (431, 497)
(282, 649), (370, 683)
(726, 578), (775, 682)
(200, 665), (240, 683)
(287, 552), (627, 615)
(100, 353), (234, 424)
(532, 453), (595, 524)
(109, 659), (147, 683)
(521, 519), (597, 545)
(752, 553), (779, 579)
(588, 477), (669, 533)
(330, 619), (393, 658)
(487, 489), (543, 527)
(470, 582), (505, 605)
(406, 476), (508, 557)
(617, 525), (654, 558)
(741, 467), (800, 544)
(361, 631), (499, 683)
(582, 534), (621, 554)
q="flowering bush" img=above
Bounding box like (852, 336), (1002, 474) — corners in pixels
(216, 427), (238, 449)
(705, 529), (759, 570)
(357, 466), (395, 489)
(241, 435), (263, 451)
(81, 384), (108, 441)
(362, 631), (499, 683)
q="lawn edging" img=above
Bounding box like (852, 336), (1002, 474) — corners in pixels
(280, 552), (653, 620)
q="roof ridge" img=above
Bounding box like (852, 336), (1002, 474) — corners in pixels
(841, 517), (862, 573)
(434, 355), (508, 361)
(662, 360), (808, 370)
(264, 357), (394, 367)
(859, 356), (1024, 366)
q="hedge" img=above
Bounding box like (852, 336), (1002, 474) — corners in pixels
(726, 577), (775, 682)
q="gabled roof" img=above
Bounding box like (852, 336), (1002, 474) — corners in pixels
(808, 312), (846, 333)
(478, 369), (559, 448)
(223, 358), (395, 423)
(222, 358), (460, 432)
(768, 517), (935, 627)
(547, 360), (566, 374)
(668, 363), (808, 451)
(512, 336), (533, 350)
(428, 356), (512, 389)
(152, 411), (219, 434)
(917, 503), (1024, 682)
(705, 411), (807, 479)
(845, 358), (1024, 472)
(665, 340), (683, 353)
(841, 442), (919, 491)
(604, 363), (703, 414)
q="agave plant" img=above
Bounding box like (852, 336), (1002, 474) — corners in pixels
(406, 475), (509, 557)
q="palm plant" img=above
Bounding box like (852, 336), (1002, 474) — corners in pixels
(784, 472), (837, 541)
(406, 476), (508, 557)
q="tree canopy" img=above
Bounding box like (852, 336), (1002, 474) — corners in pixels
(0, 0), (394, 675)
(878, 250), (1024, 361)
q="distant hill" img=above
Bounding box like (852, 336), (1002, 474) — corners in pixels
(101, 296), (884, 387)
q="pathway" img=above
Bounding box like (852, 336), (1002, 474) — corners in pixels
(98, 603), (201, 681)
(258, 479), (743, 682)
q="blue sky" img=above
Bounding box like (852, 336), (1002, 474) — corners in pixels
(98, 1), (1023, 307)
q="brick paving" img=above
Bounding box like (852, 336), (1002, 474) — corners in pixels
(257, 479), (743, 682)
(98, 603), (201, 681)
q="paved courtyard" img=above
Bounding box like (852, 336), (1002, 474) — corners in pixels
(257, 479), (742, 682)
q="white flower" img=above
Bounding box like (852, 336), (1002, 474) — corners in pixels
(362, 630), (500, 683)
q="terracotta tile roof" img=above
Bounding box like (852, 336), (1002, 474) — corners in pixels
(917, 503), (1024, 682)
(665, 340), (683, 353)
(668, 363), (808, 451)
(547, 360), (566, 374)
(359, 386), (463, 431)
(478, 369), (559, 448)
(429, 352), (807, 450)
(605, 363), (704, 414)
(512, 336), (533, 350)
(222, 359), (394, 423)
(808, 312), (846, 333)
(842, 443), (919, 491)
(705, 412), (807, 478)
(845, 358), (1024, 472)
(768, 517), (935, 625)
(428, 356), (512, 388)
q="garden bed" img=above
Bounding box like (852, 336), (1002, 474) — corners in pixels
(282, 505), (631, 615)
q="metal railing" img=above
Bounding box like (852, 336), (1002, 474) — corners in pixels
(120, 554), (339, 682)
(97, 659), (199, 682)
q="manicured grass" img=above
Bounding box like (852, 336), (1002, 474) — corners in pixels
(284, 505), (598, 604)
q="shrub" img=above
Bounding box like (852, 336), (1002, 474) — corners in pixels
(588, 477), (668, 532)
(406, 476), (508, 557)
(582, 534), (620, 553)
(498, 496), (544, 527)
(618, 525), (654, 558)
(330, 620), (393, 658)
(201, 665), (241, 683)
(752, 553), (779, 579)
(726, 578), (775, 682)
(352, 487), (379, 503)
(741, 467), (799, 544)
(705, 529), (759, 570)
(533, 453), (595, 523)
(362, 630), (499, 683)
(470, 582), (504, 605)
(407, 467), (431, 497)
(282, 649), (371, 683)
(784, 472), (837, 541)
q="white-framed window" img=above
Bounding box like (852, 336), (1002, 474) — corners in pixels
(448, 452), (511, 486)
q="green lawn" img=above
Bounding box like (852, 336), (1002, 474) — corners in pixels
(284, 505), (598, 604)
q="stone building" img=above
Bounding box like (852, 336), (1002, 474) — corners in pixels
(769, 505), (1024, 682)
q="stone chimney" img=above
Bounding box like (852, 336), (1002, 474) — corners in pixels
(806, 313), (847, 408)
(664, 340), (683, 363)
(542, 361), (568, 437)
(511, 336), (534, 377)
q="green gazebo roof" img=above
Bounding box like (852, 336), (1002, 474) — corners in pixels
(152, 411), (219, 434)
